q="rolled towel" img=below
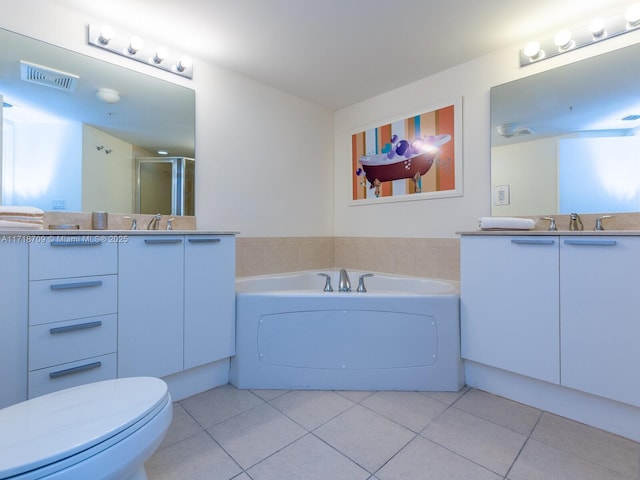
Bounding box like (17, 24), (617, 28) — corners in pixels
(479, 217), (535, 230)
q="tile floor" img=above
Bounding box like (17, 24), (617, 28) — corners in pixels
(146, 384), (640, 480)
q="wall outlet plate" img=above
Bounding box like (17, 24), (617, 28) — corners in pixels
(493, 185), (510, 206)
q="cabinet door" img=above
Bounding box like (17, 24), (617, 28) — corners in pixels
(118, 236), (184, 378)
(184, 235), (236, 369)
(560, 236), (640, 406)
(0, 240), (28, 407)
(461, 235), (560, 383)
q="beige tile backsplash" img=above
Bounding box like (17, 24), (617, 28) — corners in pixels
(236, 236), (460, 281)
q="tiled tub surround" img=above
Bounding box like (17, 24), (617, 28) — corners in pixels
(236, 236), (460, 280)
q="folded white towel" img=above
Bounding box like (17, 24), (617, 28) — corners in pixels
(0, 219), (44, 230)
(479, 217), (535, 230)
(0, 206), (45, 217)
(0, 216), (44, 224)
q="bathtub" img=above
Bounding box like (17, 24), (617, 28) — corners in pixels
(230, 270), (464, 391)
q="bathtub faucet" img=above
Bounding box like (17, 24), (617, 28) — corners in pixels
(339, 269), (351, 292)
(357, 273), (374, 293)
(317, 273), (333, 292)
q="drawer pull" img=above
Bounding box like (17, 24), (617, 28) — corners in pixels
(144, 239), (183, 245)
(49, 361), (102, 379)
(50, 320), (102, 335)
(188, 238), (221, 244)
(511, 239), (555, 245)
(563, 239), (617, 246)
(50, 239), (102, 246)
(50, 280), (103, 290)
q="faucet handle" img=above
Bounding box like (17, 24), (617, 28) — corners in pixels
(594, 215), (613, 231)
(356, 273), (374, 293)
(541, 217), (557, 231)
(123, 216), (138, 230)
(167, 218), (175, 231)
(317, 273), (333, 292)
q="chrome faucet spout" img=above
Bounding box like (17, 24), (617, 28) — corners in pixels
(147, 213), (161, 230)
(338, 269), (351, 292)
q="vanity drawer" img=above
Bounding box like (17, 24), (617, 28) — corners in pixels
(28, 353), (117, 399)
(29, 275), (117, 325)
(29, 236), (117, 280)
(28, 314), (117, 370)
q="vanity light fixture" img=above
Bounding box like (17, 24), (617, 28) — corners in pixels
(520, 3), (640, 66)
(88, 24), (193, 79)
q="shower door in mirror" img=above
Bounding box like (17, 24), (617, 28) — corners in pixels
(135, 157), (195, 216)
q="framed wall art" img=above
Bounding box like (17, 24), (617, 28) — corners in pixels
(351, 98), (462, 205)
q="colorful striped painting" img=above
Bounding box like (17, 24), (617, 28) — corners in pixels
(352, 103), (456, 201)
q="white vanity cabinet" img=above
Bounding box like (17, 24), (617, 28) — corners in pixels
(118, 236), (185, 378)
(184, 235), (236, 369)
(27, 236), (118, 398)
(560, 236), (640, 407)
(461, 235), (560, 383)
(0, 239), (28, 408)
(118, 234), (236, 378)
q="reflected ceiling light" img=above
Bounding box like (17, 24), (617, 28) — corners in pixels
(157, 150), (169, 155)
(520, 4), (640, 67)
(96, 88), (120, 104)
(88, 24), (193, 79)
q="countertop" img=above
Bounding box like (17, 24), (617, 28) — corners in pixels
(459, 230), (640, 236)
(0, 230), (238, 237)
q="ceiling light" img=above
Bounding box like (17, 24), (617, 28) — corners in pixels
(521, 5), (640, 67)
(157, 150), (169, 155)
(88, 24), (193, 79)
(96, 88), (120, 104)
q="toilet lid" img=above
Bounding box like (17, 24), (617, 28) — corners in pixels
(0, 377), (169, 478)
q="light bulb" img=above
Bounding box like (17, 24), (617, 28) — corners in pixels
(98, 25), (113, 45)
(176, 56), (193, 72)
(554, 30), (574, 50)
(153, 47), (168, 64)
(523, 41), (543, 60)
(626, 3), (640, 27)
(128, 36), (144, 55)
(589, 18), (606, 38)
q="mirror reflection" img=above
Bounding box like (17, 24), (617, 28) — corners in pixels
(0, 28), (195, 215)
(491, 42), (640, 217)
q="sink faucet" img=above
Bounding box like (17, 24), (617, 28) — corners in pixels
(147, 213), (161, 230)
(338, 269), (351, 292)
(569, 213), (583, 231)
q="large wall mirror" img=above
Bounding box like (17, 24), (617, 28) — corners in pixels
(0, 28), (195, 215)
(491, 42), (640, 217)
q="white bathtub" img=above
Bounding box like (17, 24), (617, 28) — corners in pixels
(230, 270), (464, 391)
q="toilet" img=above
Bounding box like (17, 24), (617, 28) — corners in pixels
(0, 377), (172, 480)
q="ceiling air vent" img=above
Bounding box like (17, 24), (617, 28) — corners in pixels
(20, 60), (79, 92)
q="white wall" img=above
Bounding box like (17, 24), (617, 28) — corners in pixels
(3, 0), (640, 238)
(333, 28), (640, 238)
(0, 0), (334, 237)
